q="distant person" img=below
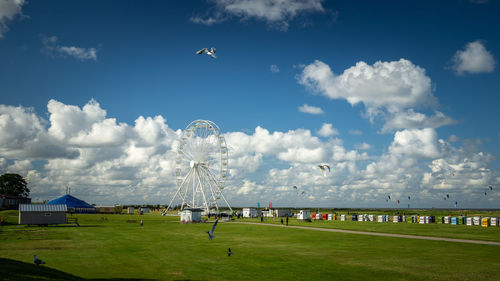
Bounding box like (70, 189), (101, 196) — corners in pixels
(140, 220), (143, 227)
(281, 218), (283, 225)
(260, 216), (263, 222)
(286, 216), (289, 226)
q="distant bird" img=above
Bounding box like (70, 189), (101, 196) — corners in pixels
(228, 248), (232, 256)
(489, 185), (493, 191)
(196, 47), (216, 58)
(33, 255), (45, 266)
(206, 218), (218, 240)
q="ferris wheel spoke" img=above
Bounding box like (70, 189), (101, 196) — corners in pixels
(198, 166), (220, 206)
(181, 145), (196, 161)
(195, 167), (211, 211)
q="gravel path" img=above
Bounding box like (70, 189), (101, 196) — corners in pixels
(235, 222), (500, 246)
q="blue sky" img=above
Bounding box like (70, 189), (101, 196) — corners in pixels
(0, 0), (499, 208)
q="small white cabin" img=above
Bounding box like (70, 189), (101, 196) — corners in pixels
(180, 208), (202, 223)
(261, 210), (273, 217)
(297, 210), (310, 220)
(19, 204), (67, 225)
(243, 208), (258, 218)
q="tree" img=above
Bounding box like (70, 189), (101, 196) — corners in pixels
(0, 173), (30, 198)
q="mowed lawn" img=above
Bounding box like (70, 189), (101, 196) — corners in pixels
(1, 212), (500, 281)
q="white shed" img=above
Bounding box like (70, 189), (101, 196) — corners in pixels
(297, 210), (310, 220)
(127, 207), (134, 214)
(180, 208), (202, 223)
(243, 208), (258, 218)
(473, 216), (481, 226)
(19, 204), (67, 225)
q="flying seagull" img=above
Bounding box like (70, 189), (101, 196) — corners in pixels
(33, 254), (45, 266)
(206, 218), (218, 240)
(228, 248), (232, 256)
(196, 47), (217, 58)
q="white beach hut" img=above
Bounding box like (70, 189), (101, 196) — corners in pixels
(180, 208), (202, 223)
(297, 210), (311, 220)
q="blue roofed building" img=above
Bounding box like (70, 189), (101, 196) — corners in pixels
(47, 194), (95, 213)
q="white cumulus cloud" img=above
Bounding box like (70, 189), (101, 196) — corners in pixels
(0, 104), (78, 159)
(298, 59), (455, 132)
(316, 122), (338, 137)
(389, 128), (440, 159)
(451, 40), (495, 75)
(298, 104), (323, 115)
(299, 59), (435, 112)
(270, 64), (280, 73)
(0, 0), (25, 38)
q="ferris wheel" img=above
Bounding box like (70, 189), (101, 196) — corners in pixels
(166, 120), (232, 214)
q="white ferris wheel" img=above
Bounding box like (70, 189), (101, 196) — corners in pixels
(166, 120), (232, 214)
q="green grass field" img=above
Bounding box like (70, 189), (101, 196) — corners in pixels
(1, 210), (500, 281)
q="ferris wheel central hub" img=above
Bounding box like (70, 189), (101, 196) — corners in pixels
(190, 160), (208, 168)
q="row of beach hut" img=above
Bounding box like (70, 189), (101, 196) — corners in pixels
(298, 211), (500, 227)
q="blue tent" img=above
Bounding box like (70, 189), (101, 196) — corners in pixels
(47, 194), (95, 213)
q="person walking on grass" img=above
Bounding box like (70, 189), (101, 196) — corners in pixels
(286, 216), (289, 226)
(281, 218), (283, 225)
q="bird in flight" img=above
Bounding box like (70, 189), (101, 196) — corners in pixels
(33, 254), (45, 266)
(206, 218), (218, 240)
(196, 47), (217, 58)
(228, 248), (232, 256)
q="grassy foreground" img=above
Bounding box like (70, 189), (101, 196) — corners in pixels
(1, 212), (500, 281)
